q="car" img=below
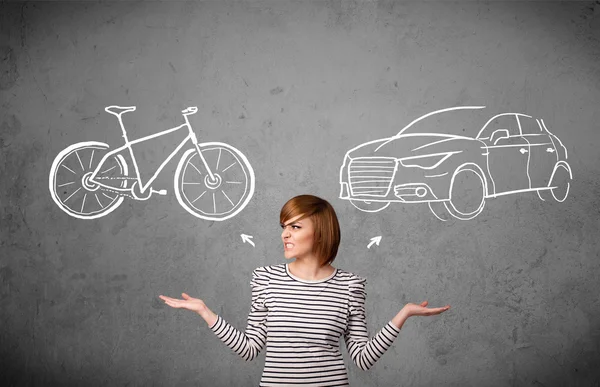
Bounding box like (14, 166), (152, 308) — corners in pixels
(338, 106), (572, 220)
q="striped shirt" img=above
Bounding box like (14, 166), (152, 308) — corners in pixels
(210, 263), (401, 386)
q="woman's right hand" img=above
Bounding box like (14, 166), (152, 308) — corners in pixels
(159, 293), (217, 326)
(159, 293), (207, 314)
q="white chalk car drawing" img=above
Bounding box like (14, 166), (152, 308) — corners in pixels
(339, 106), (572, 220)
(49, 106), (255, 221)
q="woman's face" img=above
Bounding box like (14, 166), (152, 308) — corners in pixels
(281, 214), (315, 260)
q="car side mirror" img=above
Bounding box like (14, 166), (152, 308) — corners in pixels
(490, 129), (510, 145)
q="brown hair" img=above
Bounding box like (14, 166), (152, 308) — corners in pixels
(280, 195), (341, 266)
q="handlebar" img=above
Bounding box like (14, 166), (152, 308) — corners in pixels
(182, 107), (198, 115)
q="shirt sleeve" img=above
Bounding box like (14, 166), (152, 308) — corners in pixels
(344, 276), (401, 371)
(209, 267), (269, 361)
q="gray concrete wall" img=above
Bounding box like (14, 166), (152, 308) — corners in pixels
(1, 1), (599, 386)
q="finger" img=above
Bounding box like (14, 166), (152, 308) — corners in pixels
(421, 301), (428, 307)
(182, 293), (192, 300)
(165, 300), (189, 309)
(428, 306), (450, 314)
(163, 300), (182, 308)
(160, 295), (180, 302)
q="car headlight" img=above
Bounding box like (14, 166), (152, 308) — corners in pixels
(342, 153), (351, 168)
(398, 152), (456, 170)
(340, 153), (351, 175)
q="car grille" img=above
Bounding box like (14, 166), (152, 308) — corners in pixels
(348, 157), (397, 197)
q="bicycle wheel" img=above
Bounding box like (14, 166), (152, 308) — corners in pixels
(49, 141), (128, 219)
(174, 142), (255, 221)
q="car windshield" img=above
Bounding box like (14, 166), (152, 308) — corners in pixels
(396, 107), (489, 137)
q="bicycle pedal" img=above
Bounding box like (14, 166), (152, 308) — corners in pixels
(153, 189), (168, 196)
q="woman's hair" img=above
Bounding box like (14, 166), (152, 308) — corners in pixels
(280, 195), (341, 266)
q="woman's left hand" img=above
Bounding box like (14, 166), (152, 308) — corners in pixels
(391, 301), (450, 329)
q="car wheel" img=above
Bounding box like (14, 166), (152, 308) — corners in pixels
(428, 201), (452, 221)
(350, 199), (390, 213)
(537, 162), (572, 203)
(443, 166), (486, 220)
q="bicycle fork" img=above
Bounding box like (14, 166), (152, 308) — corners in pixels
(182, 107), (218, 184)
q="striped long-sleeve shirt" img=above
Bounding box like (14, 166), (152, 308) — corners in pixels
(209, 263), (401, 386)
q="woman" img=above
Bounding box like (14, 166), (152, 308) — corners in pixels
(160, 194), (450, 386)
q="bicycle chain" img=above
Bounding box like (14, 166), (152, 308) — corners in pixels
(94, 177), (138, 180)
(93, 177), (136, 198)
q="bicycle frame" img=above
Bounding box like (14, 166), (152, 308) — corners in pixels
(89, 110), (207, 195)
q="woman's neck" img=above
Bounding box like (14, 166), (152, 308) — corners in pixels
(288, 258), (335, 281)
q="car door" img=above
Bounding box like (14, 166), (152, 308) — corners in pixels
(479, 114), (531, 195)
(518, 115), (558, 189)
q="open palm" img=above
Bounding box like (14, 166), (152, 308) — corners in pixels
(159, 293), (207, 315)
(403, 301), (450, 317)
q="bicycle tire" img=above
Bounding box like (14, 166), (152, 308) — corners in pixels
(174, 142), (255, 221)
(49, 141), (128, 219)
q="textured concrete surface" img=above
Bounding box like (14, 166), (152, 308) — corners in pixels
(1, 1), (599, 386)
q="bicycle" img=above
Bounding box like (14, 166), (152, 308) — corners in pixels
(49, 106), (255, 221)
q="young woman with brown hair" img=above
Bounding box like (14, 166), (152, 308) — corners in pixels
(160, 194), (450, 386)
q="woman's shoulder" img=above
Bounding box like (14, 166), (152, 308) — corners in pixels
(334, 267), (367, 284)
(252, 263), (286, 279)
(250, 264), (283, 290)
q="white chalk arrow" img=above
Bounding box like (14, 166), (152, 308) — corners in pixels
(241, 234), (255, 247)
(367, 236), (382, 249)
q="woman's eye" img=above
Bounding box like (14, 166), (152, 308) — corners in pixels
(280, 224), (300, 230)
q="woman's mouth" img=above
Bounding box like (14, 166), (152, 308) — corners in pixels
(284, 243), (294, 250)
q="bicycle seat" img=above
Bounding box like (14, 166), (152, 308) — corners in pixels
(182, 107), (198, 115)
(105, 106), (137, 116)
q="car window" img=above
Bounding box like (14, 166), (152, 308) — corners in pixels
(397, 107), (488, 137)
(518, 116), (543, 135)
(478, 114), (521, 139)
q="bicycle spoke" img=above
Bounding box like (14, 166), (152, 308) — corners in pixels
(89, 150), (95, 169)
(189, 161), (203, 176)
(95, 193), (104, 208)
(222, 162), (236, 172)
(216, 148), (222, 170)
(62, 164), (77, 174)
(58, 181), (76, 187)
(102, 192), (116, 201)
(81, 194), (87, 213)
(100, 165), (117, 174)
(75, 151), (85, 171)
(64, 187), (82, 203)
(222, 190), (234, 207)
(192, 190), (207, 204)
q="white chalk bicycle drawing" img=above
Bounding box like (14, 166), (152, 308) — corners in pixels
(49, 106), (255, 220)
(339, 106), (572, 221)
